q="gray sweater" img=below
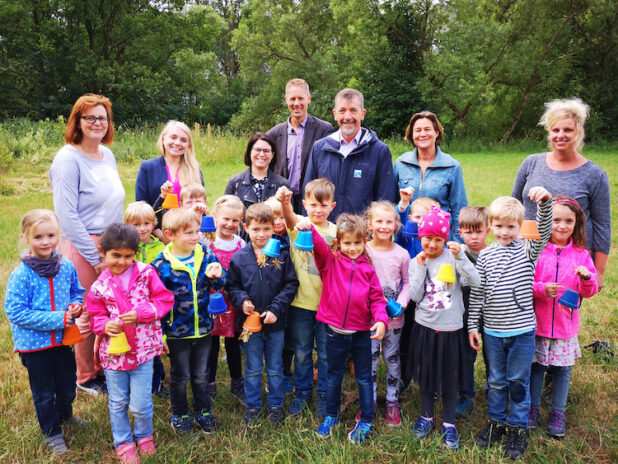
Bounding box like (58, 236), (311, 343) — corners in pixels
(49, 145), (125, 266)
(409, 247), (480, 331)
(512, 153), (610, 254)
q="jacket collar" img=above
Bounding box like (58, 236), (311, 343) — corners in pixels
(398, 146), (455, 168)
(324, 127), (376, 155)
(100, 261), (147, 290)
(545, 239), (574, 253)
(335, 250), (369, 265)
(162, 243), (205, 273)
(240, 168), (277, 186)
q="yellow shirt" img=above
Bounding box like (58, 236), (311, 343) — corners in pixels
(289, 217), (336, 310)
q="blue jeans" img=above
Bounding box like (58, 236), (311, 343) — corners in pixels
(289, 307), (327, 400)
(484, 330), (535, 428)
(530, 363), (572, 412)
(19, 346), (77, 437)
(459, 338), (478, 398)
(105, 359), (154, 447)
(167, 336), (212, 415)
(151, 355), (165, 393)
(325, 327), (374, 423)
(244, 329), (284, 409)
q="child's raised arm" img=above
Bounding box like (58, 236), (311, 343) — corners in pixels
(449, 243), (481, 288)
(295, 221), (333, 272)
(276, 186), (298, 230)
(527, 187), (553, 262)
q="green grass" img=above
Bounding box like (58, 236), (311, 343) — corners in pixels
(0, 128), (616, 463)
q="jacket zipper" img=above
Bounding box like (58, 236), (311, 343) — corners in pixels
(49, 277), (57, 346)
(341, 259), (356, 329)
(551, 249), (562, 338)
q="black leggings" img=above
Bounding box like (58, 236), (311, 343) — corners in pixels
(207, 335), (242, 382)
(420, 388), (458, 424)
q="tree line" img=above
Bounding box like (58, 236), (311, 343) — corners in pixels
(1, 0), (616, 141)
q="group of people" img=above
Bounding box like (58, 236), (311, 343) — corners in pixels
(3, 80), (610, 463)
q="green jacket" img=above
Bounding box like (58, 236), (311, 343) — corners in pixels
(138, 236), (166, 264)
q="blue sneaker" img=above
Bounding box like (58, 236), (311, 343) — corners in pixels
(171, 414), (192, 434)
(348, 421), (372, 444)
(316, 415), (339, 438)
(283, 375), (293, 394)
(455, 396), (474, 417)
(442, 425), (460, 450)
(288, 397), (308, 416)
(412, 416), (433, 438)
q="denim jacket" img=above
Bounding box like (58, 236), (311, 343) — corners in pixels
(394, 146), (467, 242)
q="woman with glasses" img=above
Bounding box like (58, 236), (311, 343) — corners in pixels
(225, 132), (289, 210)
(49, 93), (125, 397)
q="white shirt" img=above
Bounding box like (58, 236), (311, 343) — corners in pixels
(337, 129), (362, 158)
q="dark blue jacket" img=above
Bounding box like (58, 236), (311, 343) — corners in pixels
(227, 243), (299, 333)
(303, 128), (396, 220)
(394, 208), (423, 259)
(224, 168), (290, 210)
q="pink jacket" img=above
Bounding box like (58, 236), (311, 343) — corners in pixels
(87, 261), (174, 370)
(533, 240), (598, 339)
(310, 226), (388, 332)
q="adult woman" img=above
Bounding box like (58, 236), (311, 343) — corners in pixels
(49, 93), (125, 395)
(225, 132), (290, 209)
(513, 97), (610, 288)
(135, 120), (203, 238)
(393, 111), (468, 242)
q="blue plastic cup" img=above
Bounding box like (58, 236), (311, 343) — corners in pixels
(386, 298), (403, 318)
(402, 221), (418, 238)
(200, 216), (216, 233)
(208, 293), (227, 315)
(262, 238), (281, 258)
(558, 288), (579, 310)
(294, 230), (314, 251)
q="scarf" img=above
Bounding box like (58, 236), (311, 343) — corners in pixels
(21, 250), (61, 278)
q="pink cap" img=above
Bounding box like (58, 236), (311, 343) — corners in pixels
(418, 205), (450, 241)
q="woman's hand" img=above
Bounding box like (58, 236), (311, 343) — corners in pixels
(119, 310), (138, 326)
(544, 282), (563, 298)
(528, 186), (551, 204)
(160, 181), (174, 198)
(261, 311), (277, 324)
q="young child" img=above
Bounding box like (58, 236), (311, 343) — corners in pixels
(87, 223), (173, 463)
(529, 196), (598, 438)
(365, 201), (410, 426)
(227, 203), (299, 425)
(264, 196), (289, 246)
(468, 187), (552, 459)
(407, 206), (480, 450)
(455, 206), (490, 417)
(4, 210), (85, 454)
(275, 179), (337, 416)
(151, 208), (226, 435)
(181, 183), (209, 214)
(296, 214), (388, 445)
(205, 195), (246, 403)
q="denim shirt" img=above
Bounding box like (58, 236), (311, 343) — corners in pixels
(394, 146), (468, 242)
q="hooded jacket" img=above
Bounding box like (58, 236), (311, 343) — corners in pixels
(309, 226), (388, 332)
(138, 236), (165, 264)
(303, 128), (396, 221)
(533, 240), (598, 339)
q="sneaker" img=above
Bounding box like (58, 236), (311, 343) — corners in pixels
(504, 425), (528, 459)
(116, 442), (140, 464)
(230, 377), (245, 404)
(348, 421), (372, 444)
(283, 375), (293, 394)
(316, 394), (328, 417)
(528, 405), (541, 429)
(207, 382), (217, 403)
(76, 377), (107, 396)
(442, 425), (460, 451)
(245, 407), (261, 426)
(475, 419), (506, 448)
(268, 406), (284, 425)
(195, 411), (217, 434)
(455, 396), (474, 417)
(547, 409), (566, 438)
(137, 435), (156, 456)
(316, 415), (339, 438)
(46, 434), (69, 454)
(288, 397), (308, 416)
(171, 414), (192, 434)
(385, 402), (402, 427)
(412, 416), (433, 438)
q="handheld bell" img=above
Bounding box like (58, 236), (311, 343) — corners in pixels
(558, 288), (580, 310)
(208, 293), (227, 315)
(262, 238), (281, 258)
(108, 331), (131, 354)
(436, 263), (456, 283)
(161, 194), (179, 210)
(519, 220), (541, 240)
(294, 230), (314, 252)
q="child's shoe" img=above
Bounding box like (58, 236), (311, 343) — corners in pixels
(76, 377), (107, 396)
(316, 415), (339, 438)
(528, 405), (541, 429)
(116, 442), (140, 464)
(474, 419), (506, 448)
(170, 414), (192, 434)
(288, 397), (308, 416)
(441, 425), (460, 451)
(455, 396), (474, 417)
(230, 377), (245, 404)
(348, 421), (372, 444)
(46, 434), (69, 454)
(412, 416), (433, 438)
(268, 406), (285, 425)
(385, 402), (401, 427)
(503, 425), (528, 459)
(244, 407), (261, 427)
(195, 411), (217, 434)
(283, 375), (293, 394)
(207, 382), (217, 403)
(547, 409), (566, 438)
(137, 435), (156, 456)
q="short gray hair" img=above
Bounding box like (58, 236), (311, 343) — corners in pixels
(335, 88), (364, 110)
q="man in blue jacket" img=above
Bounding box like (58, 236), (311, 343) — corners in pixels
(302, 88), (396, 221)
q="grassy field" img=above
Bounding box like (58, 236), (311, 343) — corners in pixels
(0, 125), (616, 463)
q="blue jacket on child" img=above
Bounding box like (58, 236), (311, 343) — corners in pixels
(152, 243), (226, 339)
(4, 259), (84, 352)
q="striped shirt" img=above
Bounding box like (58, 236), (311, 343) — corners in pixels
(468, 198), (553, 334)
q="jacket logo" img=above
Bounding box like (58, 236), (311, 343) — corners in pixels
(354, 169), (362, 178)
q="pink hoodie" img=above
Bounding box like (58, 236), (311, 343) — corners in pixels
(87, 261), (174, 371)
(533, 240), (598, 339)
(310, 226), (388, 332)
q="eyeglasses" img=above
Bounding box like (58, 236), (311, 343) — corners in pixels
(252, 148), (272, 155)
(81, 116), (109, 125)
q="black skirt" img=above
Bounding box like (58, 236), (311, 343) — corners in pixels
(405, 321), (467, 394)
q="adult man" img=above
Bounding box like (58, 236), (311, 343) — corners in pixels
(267, 79), (333, 212)
(303, 88), (396, 220)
